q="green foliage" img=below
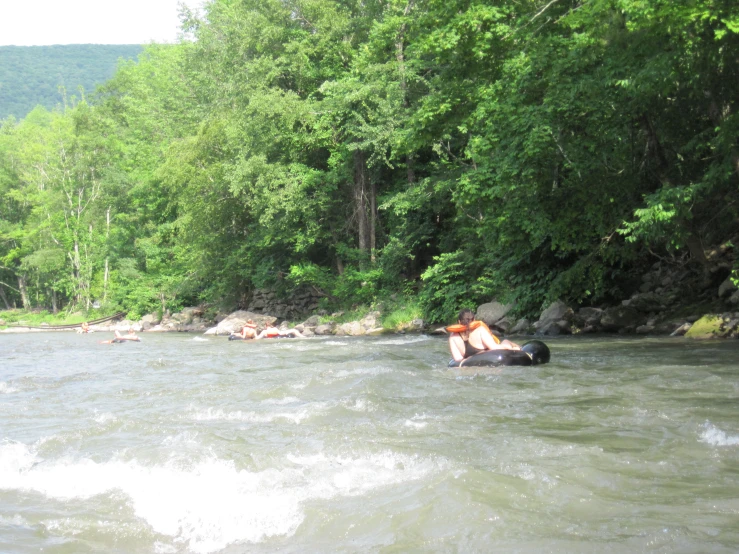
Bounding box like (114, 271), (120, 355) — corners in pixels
(2, 0), (738, 323)
(419, 251), (478, 324)
(381, 301), (422, 331)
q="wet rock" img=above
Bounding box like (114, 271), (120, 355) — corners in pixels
(684, 315), (722, 339)
(636, 324), (655, 334)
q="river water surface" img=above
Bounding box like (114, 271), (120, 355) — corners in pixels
(1, 332), (738, 553)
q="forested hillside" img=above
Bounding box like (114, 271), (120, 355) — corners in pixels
(1, 0), (737, 322)
(0, 45), (142, 119)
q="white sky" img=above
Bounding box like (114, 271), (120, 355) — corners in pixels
(0, 0), (205, 46)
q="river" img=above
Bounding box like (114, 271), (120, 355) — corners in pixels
(1, 332), (738, 553)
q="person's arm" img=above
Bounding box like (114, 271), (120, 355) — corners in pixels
(449, 334), (466, 363)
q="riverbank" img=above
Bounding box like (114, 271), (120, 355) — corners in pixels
(2, 256), (738, 339)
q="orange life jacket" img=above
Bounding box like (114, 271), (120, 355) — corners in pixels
(445, 320), (501, 344)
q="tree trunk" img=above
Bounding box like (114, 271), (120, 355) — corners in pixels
(370, 177), (377, 263)
(18, 275), (30, 310)
(354, 150), (370, 256)
(104, 258), (109, 302)
(0, 285), (10, 310)
(51, 288), (58, 314)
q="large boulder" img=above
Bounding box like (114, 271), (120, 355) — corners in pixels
(314, 323), (335, 335)
(685, 315), (723, 339)
(336, 321), (363, 336)
(204, 310), (275, 335)
(509, 318), (531, 335)
(534, 301), (574, 335)
(360, 311), (381, 331)
(476, 302), (513, 326)
(600, 306), (642, 332)
(573, 307), (603, 329)
(624, 292), (666, 313)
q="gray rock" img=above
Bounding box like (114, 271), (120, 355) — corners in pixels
(600, 306), (642, 332)
(142, 313), (161, 325)
(627, 292), (666, 313)
(476, 301), (513, 325)
(670, 322), (692, 336)
(336, 321), (364, 336)
(509, 318), (531, 335)
(718, 277), (738, 298)
(575, 307), (603, 327)
(534, 301), (574, 334)
(636, 325), (654, 334)
(314, 323), (335, 335)
(206, 310), (275, 335)
(536, 320), (572, 336)
(537, 300), (573, 324)
(302, 315), (321, 327)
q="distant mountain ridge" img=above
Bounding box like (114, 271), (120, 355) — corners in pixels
(0, 44), (143, 120)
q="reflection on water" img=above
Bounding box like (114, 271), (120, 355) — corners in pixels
(1, 333), (739, 553)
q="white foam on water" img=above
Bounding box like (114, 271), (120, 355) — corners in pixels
(699, 423), (739, 446)
(93, 412), (117, 424)
(154, 542), (178, 554)
(262, 396), (301, 405)
(0, 442), (443, 553)
(192, 337), (209, 342)
(373, 336), (431, 346)
(0, 441), (302, 553)
(191, 405), (326, 424)
(323, 341), (349, 346)
(333, 366), (393, 378)
(403, 419), (428, 429)
(0, 381), (18, 394)
(285, 450), (444, 499)
(403, 414), (430, 429)
(0, 513), (29, 526)
(341, 397), (374, 412)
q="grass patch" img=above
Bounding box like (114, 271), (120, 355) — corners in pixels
(382, 303), (422, 331)
(0, 308), (117, 328)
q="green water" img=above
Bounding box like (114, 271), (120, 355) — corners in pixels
(1, 333), (738, 553)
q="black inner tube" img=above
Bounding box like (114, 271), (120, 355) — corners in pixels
(448, 340), (550, 368)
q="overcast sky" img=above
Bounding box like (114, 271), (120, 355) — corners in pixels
(0, 0), (205, 46)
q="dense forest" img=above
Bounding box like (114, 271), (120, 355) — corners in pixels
(0, 0), (737, 323)
(0, 45), (142, 119)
